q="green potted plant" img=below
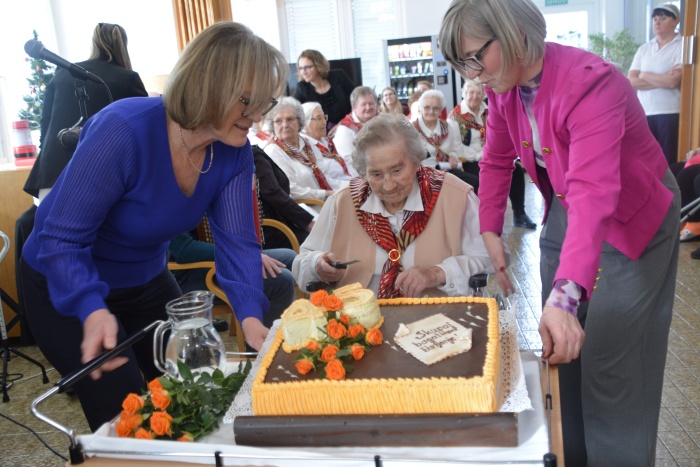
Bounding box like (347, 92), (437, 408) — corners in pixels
(588, 29), (641, 75)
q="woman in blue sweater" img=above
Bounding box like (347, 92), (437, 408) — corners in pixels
(19, 22), (287, 431)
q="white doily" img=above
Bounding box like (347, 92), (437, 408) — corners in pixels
(224, 304), (532, 424)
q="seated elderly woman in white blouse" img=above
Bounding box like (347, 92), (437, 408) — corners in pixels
(263, 97), (348, 202)
(293, 114), (503, 298)
(301, 101), (358, 180)
(413, 89), (478, 191)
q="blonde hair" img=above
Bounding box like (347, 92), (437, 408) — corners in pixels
(88, 23), (132, 70)
(439, 0), (546, 76)
(379, 87), (403, 116)
(163, 22), (287, 130)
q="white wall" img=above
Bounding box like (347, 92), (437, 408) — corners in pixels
(402, 0), (452, 37)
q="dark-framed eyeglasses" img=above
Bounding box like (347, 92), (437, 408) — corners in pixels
(454, 36), (497, 73)
(239, 96), (278, 116)
(298, 65), (315, 71)
(310, 114), (328, 122)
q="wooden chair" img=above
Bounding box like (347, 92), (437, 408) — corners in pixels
(295, 198), (325, 208)
(167, 176), (304, 350)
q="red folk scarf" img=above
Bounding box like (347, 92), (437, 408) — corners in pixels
(449, 106), (488, 144)
(336, 114), (363, 134)
(316, 139), (352, 177)
(350, 166), (445, 299)
(273, 136), (333, 191)
(413, 119), (450, 162)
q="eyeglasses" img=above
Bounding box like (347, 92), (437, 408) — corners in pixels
(239, 96), (278, 116)
(454, 36), (496, 73)
(310, 114), (328, 122)
(422, 105), (442, 113)
(272, 117), (298, 126)
(298, 65), (315, 71)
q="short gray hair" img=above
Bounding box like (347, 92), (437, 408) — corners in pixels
(439, 0), (546, 77)
(301, 101), (322, 127)
(419, 90), (446, 110)
(268, 97), (305, 137)
(462, 78), (484, 97)
(350, 86), (376, 107)
(352, 114), (426, 175)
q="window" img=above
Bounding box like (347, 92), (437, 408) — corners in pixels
(282, 0), (398, 93)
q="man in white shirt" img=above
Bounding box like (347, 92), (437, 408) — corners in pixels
(331, 86), (378, 165)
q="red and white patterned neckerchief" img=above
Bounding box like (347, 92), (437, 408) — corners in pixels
(273, 136), (333, 191)
(448, 107), (488, 143)
(316, 139), (352, 177)
(337, 114), (363, 134)
(413, 119), (450, 162)
(349, 166), (445, 299)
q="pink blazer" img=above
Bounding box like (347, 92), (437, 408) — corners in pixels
(479, 43), (673, 301)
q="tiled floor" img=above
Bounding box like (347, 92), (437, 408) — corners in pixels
(0, 178), (698, 466)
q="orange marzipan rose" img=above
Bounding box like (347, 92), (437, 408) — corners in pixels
(365, 327), (383, 346)
(305, 340), (320, 352)
(350, 344), (365, 360)
(309, 290), (328, 306)
(178, 433), (194, 442)
(116, 419), (133, 438)
(326, 319), (347, 340)
(339, 313), (351, 325)
(320, 344), (340, 362)
(295, 358), (314, 375)
(325, 359), (346, 380)
(348, 323), (365, 338)
(151, 390), (171, 410)
(323, 294), (343, 311)
(149, 411), (173, 436)
(148, 378), (164, 393)
(121, 393), (145, 415)
(134, 428), (153, 439)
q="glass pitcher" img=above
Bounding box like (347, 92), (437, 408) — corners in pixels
(153, 291), (226, 378)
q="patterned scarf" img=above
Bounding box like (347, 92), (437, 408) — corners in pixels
(413, 119), (450, 162)
(336, 113), (363, 134)
(449, 107), (488, 146)
(316, 139), (352, 177)
(350, 166), (445, 298)
(273, 136), (333, 191)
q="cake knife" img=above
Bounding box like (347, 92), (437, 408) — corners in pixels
(329, 259), (360, 269)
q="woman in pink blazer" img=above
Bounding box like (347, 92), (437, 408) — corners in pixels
(440, 1), (680, 466)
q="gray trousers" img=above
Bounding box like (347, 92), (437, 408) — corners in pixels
(540, 170), (680, 467)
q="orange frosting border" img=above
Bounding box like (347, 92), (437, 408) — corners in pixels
(252, 296), (500, 415)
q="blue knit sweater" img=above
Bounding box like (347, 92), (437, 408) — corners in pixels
(22, 97), (268, 324)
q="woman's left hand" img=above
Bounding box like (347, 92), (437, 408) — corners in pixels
(448, 156), (460, 169)
(538, 305), (585, 364)
(261, 253), (285, 279)
(395, 266), (445, 297)
(241, 317), (269, 351)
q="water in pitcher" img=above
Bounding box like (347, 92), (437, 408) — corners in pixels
(164, 317), (227, 377)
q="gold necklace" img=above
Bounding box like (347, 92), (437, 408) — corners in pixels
(178, 126), (214, 174)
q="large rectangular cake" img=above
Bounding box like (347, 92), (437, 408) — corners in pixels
(252, 296), (500, 415)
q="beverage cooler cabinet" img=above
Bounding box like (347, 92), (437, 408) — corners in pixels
(383, 35), (457, 112)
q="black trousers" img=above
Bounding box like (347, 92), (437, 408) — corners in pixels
(647, 113), (680, 167)
(463, 161), (527, 213)
(20, 259), (181, 431)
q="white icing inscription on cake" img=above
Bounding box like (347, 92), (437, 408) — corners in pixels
(394, 313), (473, 366)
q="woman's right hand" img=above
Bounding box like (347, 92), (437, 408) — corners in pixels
(315, 252), (347, 283)
(81, 308), (128, 380)
(482, 231), (515, 296)
(325, 190), (334, 200)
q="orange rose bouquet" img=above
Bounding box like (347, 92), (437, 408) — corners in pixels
(296, 290), (383, 380)
(117, 360), (250, 441)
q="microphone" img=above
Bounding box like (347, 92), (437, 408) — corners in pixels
(24, 39), (101, 84)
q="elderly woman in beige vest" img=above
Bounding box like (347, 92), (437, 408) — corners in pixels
(292, 113), (499, 298)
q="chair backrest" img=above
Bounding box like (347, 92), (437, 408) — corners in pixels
(0, 231), (9, 265)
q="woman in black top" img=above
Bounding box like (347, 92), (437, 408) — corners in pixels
(24, 23), (148, 199)
(293, 49), (355, 131)
(253, 146), (315, 250)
